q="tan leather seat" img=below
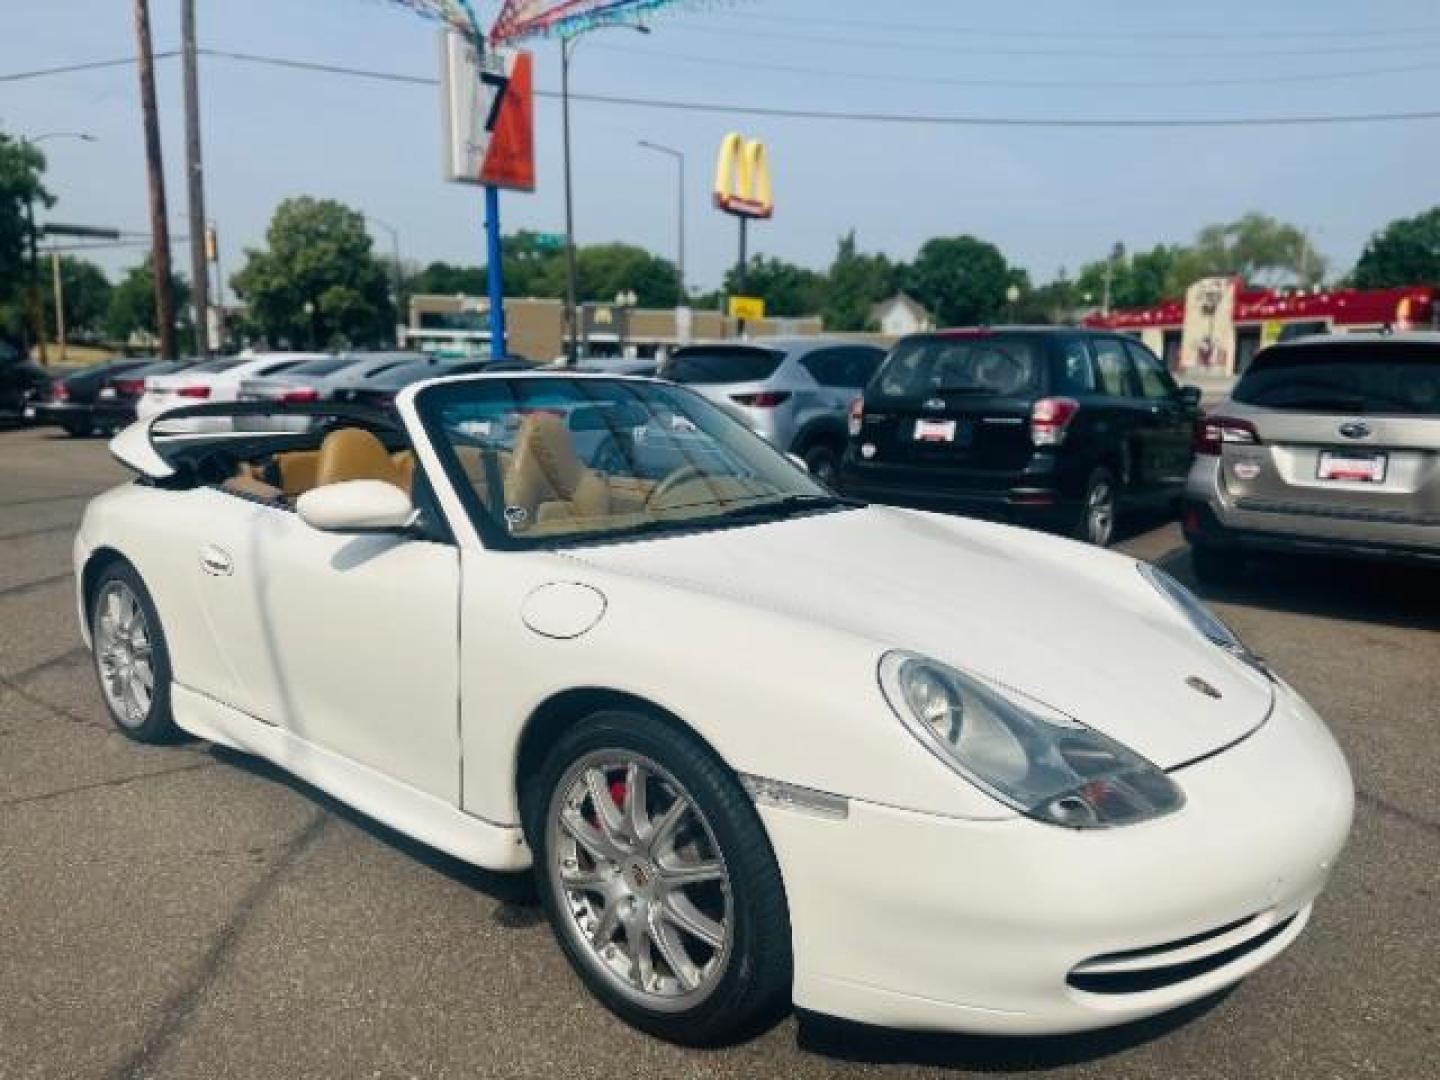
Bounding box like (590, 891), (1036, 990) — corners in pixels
(508, 413), (610, 523)
(314, 428), (403, 489)
(273, 450), (321, 499)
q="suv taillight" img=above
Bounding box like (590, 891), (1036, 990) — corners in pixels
(112, 378), (145, 397)
(1030, 397), (1079, 447)
(1194, 416), (1260, 456)
(280, 387), (319, 404)
(847, 396), (864, 437)
(51, 382), (69, 401)
(731, 391), (791, 409)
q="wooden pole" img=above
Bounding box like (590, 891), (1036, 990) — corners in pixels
(133, 0), (177, 359)
(181, 0), (210, 356)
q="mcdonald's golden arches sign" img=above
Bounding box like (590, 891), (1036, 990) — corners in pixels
(712, 133), (773, 220)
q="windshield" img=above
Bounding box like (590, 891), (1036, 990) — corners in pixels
(286, 355), (361, 377)
(416, 376), (840, 548)
(662, 346), (783, 385)
(873, 335), (1044, 400)
(1233, 341), (1440, 416)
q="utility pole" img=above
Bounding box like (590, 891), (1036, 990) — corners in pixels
(51, 252), (66, 363)
(133, 0), (177, 359)
(181, 0), (211, 356)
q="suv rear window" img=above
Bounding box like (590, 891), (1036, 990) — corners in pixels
(663, 347), (783, 385)
(1233, 340), (1440, 416)
(872, 335), (1044, 401)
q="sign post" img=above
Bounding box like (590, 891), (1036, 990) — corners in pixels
(712, 133), (773, 336)
(441, 31), (535, 359)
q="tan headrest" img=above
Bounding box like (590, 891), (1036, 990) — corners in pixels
(509, 412), (587, 512)
(314, 428), (397, 488)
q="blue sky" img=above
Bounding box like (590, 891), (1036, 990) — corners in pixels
(4, 0), (1440, 295)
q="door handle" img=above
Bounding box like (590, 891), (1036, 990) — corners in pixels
(199, 545), (234, 577)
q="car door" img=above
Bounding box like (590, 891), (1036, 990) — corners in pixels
(1125, 339), (1196, 492)
(1088, 336), (1151, 496)
(193, 469), (462, 803)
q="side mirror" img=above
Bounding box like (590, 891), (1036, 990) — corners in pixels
(297, 480), (417, 534)
(786, 452), (810, 473)
(1177, 385), (1203, 409)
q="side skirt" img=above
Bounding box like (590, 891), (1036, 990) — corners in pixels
(171, 683), (532, 872)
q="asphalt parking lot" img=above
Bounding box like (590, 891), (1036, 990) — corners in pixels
(1, 423), (1436, 1080)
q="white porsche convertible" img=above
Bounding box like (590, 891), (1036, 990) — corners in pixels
(75, 372), (1353, 1045)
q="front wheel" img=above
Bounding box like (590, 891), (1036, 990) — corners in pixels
(524, 710), (791, 1046)
(800, 442), (840, 487)
(90, 561), (181, 743)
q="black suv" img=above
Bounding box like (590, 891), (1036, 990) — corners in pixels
(838, 328), (1202, 545)
(0, 340), (53, 423)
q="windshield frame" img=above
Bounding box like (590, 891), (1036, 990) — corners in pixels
(411, 374), (850, 552)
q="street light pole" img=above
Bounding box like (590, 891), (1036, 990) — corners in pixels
(637, 140), (685, 304)
(365, 214), (405, 346)
(23, 132), (97, 366)
(559, 23), (650, 366)
(181, 0), (211, 357)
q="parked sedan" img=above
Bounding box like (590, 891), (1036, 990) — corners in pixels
(99, 360), (196, 431)
(137, 353), (322, 427)
(659, 338), (886, 484)
(332, 355), (531, 411)
(1, 342), (52, 422)
(28, 359), (154, 436)
(81, 372), (1351, 1045)
(840, 329), (1203, 546)
(239, 352), (425, 431)
(1184, 331), (1440, 582)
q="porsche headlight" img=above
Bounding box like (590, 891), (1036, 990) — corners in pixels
(1140, 563), (1266, 673)
(878, 652), (1184, 829)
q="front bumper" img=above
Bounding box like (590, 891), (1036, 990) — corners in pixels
(760, 679), (1352, 1034)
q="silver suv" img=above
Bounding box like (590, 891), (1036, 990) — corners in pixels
(659, 337), (887, 484)
(1184, 332), (1440, 583)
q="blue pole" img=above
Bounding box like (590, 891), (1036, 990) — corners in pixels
(484, 184), (507, 359)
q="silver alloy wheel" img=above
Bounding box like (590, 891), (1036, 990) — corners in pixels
(95, 580), (155, 729)
(546, 750), (733, 1013)
(1086, 479), (1116, 547)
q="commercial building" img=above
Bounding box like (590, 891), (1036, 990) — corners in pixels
(1084, 279), (1437, 375)
(406, 294), (823, 363)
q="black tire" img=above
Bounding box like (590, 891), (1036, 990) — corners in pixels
(1191, 544), (1244, 587)
(1072, 467), (1118, 547)
(522, 709), (792, 1046)
(89, 560), (181, 744)
(63, 418), (95, 438)
(800, 441), (841, 487)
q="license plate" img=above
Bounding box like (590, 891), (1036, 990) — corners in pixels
(913, 419), (957, 443)
(1318, 450), (1387, 483)
(99, 387), (116, 399)
(22, 405), (36, 419)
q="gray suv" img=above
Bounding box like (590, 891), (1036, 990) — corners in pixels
(1184, 332), (1440, 582)
(659, 337), (887, 484)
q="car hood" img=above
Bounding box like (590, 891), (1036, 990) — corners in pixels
(563, 506), (1273, 770)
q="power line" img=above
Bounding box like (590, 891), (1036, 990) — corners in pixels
(9, 47), (1440, 130)
(660, 23), (1440, 61)
(591, 42), (1440, 92)
(0, 51), (179, 82)
(694, 9), (1440, 43)
(200, 48), (1440, 129)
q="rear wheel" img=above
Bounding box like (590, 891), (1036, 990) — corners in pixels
(524, 710), (791, 1046)
(800, 441), (841, 486)
(90, 562), (180, 743)
(1073, 468), (1118, 547)
(1191, 544), (1245, 587)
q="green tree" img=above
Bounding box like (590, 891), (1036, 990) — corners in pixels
(574, 243), (679, 308)
(724, 255), (826, 318)
(43, 256), (111, 340)
(1074, 244), (1182, 310)
(823, 231), (897, 331)
(0, 132), (52, 344)
(1168, 213), (1325, 290)
(902, 235), (1012, 328)
(230, 197), (394, 348)
(106, 257), (190, 344)
(1353, 207), (1440, 288)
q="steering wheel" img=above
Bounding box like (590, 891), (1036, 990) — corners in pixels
(647, 464), (707, 508)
